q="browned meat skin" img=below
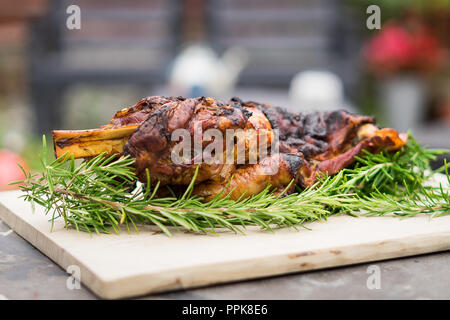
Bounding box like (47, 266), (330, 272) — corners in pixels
(191, 99), (406, 200)
(103, 96), (182, 128)
(123, 96), (273, 186)
(193, 153), (304, 201)
(197, 125), (407, 201)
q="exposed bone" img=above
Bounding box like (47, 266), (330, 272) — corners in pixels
(52, 125), (138, 159)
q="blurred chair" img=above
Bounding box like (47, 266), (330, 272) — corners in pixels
(207, 0), (361, 96)
(28, 0), (181, 133)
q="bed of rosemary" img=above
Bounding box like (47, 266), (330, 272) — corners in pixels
(11, 134), (450, 236)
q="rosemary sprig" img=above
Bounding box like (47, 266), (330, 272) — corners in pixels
(11, 135), (450, 236)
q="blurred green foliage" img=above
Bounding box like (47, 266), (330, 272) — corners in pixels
(347, 0), (449, 21)
(20, 135), (55, 171)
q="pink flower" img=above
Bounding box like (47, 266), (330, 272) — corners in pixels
(363, 21), (445, 76)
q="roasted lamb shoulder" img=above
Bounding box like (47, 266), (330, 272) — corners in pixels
(52, 96), (407, 200)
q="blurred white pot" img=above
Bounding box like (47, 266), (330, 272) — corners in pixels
(379, 75), (426, 132)
(168, 44), (248, 99)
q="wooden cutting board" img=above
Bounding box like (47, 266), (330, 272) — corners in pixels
(1, 185), (450, 299)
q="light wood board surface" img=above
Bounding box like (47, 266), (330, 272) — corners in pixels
(1, 188), (450, 299)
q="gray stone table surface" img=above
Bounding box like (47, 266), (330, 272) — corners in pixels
(1, 217), (450, 300)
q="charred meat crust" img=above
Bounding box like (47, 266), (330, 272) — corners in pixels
(248, 101), (375, 160)
(107, 96), (184, 128)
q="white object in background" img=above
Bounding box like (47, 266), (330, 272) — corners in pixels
(289, 71), (352, 113)
(379, 75), (426, 132)
(168, 44), (248, 99)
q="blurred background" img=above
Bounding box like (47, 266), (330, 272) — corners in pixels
(0, 0), (448, 188)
